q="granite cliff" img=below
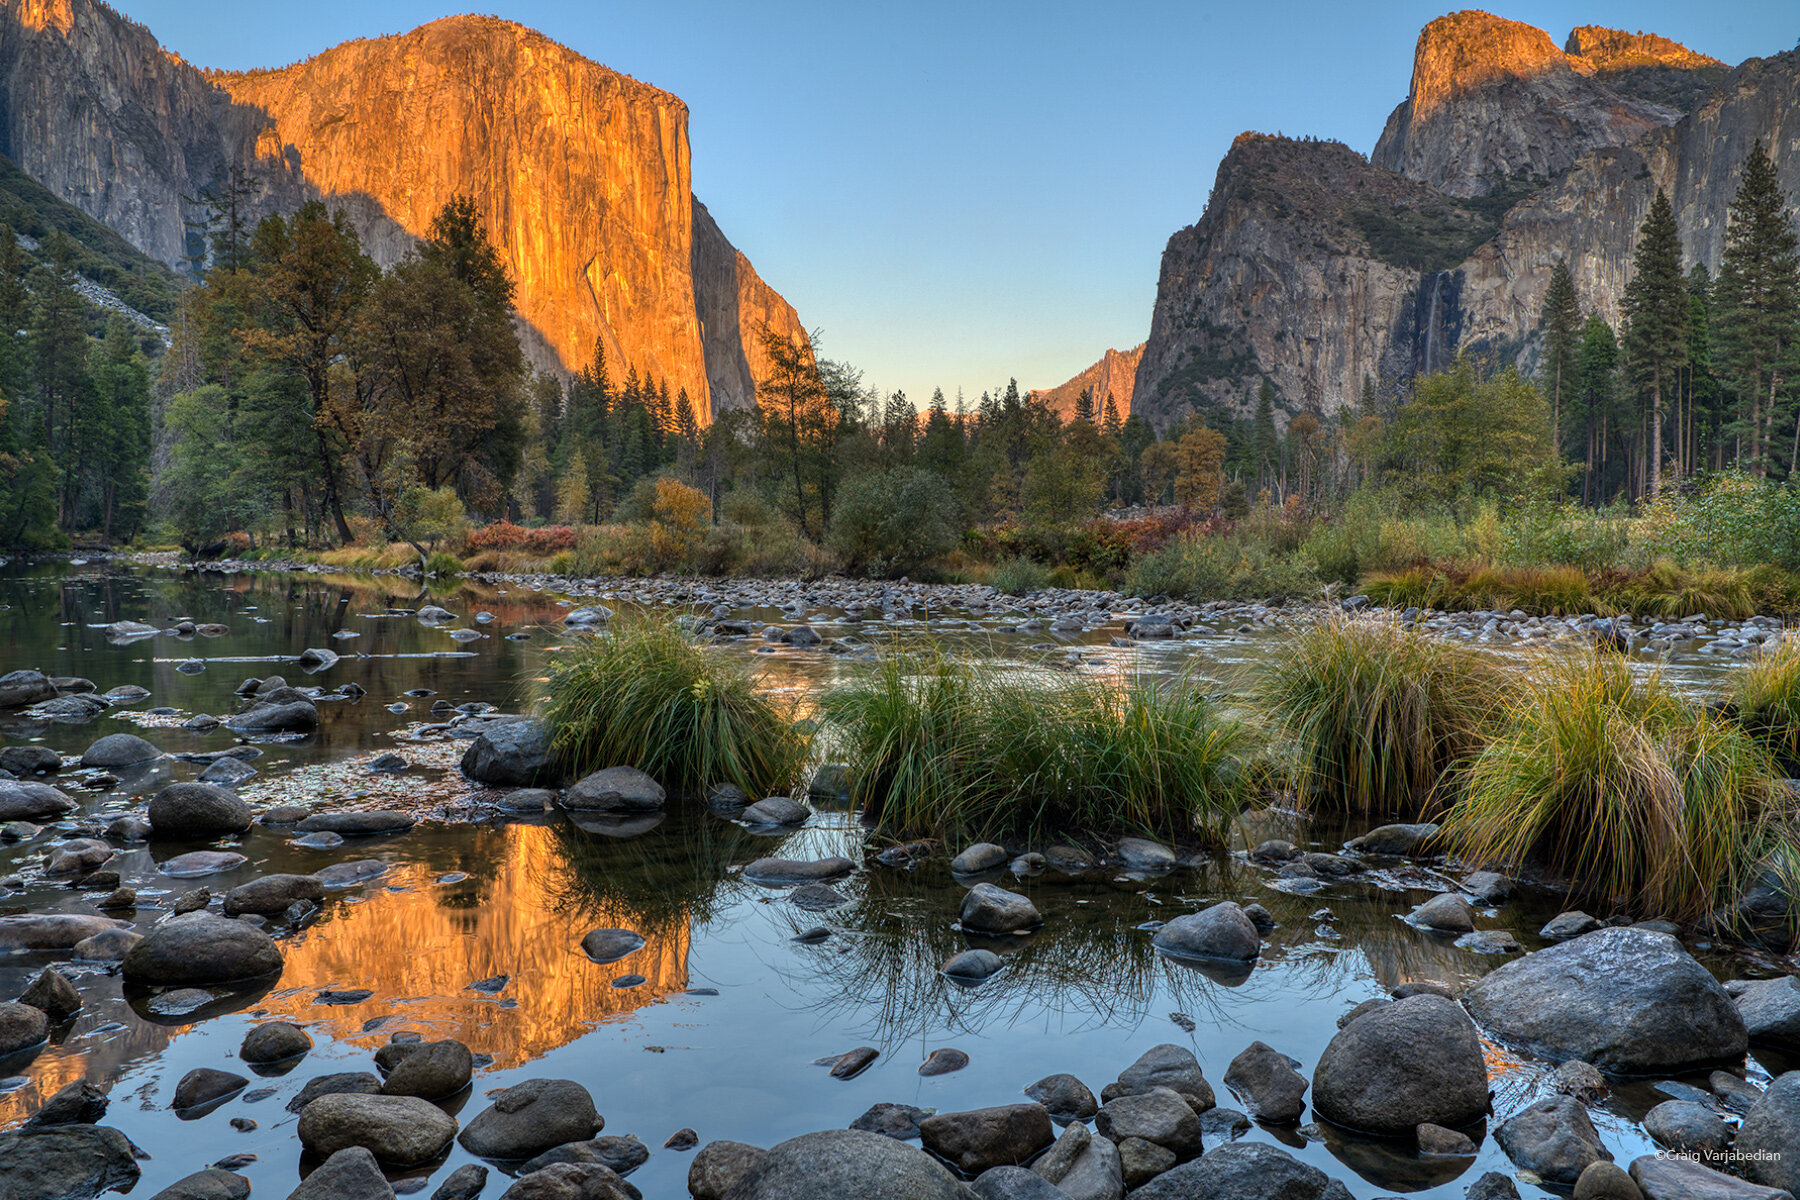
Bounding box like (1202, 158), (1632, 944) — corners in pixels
(0, 0), (803, 415)
(1031, 344), (1144, 419)
(1132, 13), (1789, 433)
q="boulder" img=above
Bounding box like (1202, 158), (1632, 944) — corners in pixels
(1152, 902), (1260, 962)
(1023, 1073), (1098, 1123)
(1049, 1135), (1123, 1200)
(460, 720), (556, 787)
(73, 928), (141, 962)
(431, 1164), (488, 1200)
(1463, 928), (1747, 1073)
(1345, 823), (1439, 855)
(1125, 1142), (1353, 1200)
(0, 1124), (140, 1200)
(0, 745), (62, 775)
(0, 914), (123, 951)
(172, 1067), (247, 1111)
(1222, 1041), (1307, 1122)
(1311, 994), (1488, 1135)
(1540, 910), (1603, 939)
(562, 768), (666, 812)
(1104, 1044), (1215, 1110)
(19, 968), (81, 1019)
(1410, 893), (1475, 933)
(458, 1078), (603, 1160)
(0, 780), (77, 822)
(45, 838), (112, 874)
(740, 797), (809, 826)
(850, 1103), (929, 1140)
(226, 699), (319, 733)
(1642, 1099), (1733, 1159)
(970, 1167), (1064, 1200)
(294, 812), (415, 837)
(918, 1104), (1054, 1175)
(943, 949), (1005, 982)
(743, 857), (854, 885)
(1736, 976), (1800, 1051)
(286, 1073), (383, 1114)
(1495, 1096), (1611, 1185)
(79, 734), (159, 769)
(0, 1001), (49, 1056)
(521, 1138), (648, 1176)
(496, 1163), (638, 1200)
(147, 1169), (249, 1200)
(289, 1147), (397, 1200)
(297, 1092), (458, 1165)
(958, 883), (1041, 934)
(580, 929), (646, 964)
(1630, 1156), (1792, 1199)
(0, 670), (59, 708)
(1736, 1071), (1800, 1193)
(159, 850), (248, 877)
(148, 783), (252, 838)
(224, 874), (325, 916)
(379, 1039), (473, 1100)
(723, 1128), (977, 1200)
(1093, 1088), (1204, 1160)
(198, 757), (258, 786)
(1115, 838), (1177, 872)
(1461, 871), (1513, 904)
(241, 1020), (312, 1064)
(689, 1142), (767, 1200)
(950, 843), (1009, 874)
(120, 912), (283, 986)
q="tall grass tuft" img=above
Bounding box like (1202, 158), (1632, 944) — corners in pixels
(1444, 650), (1783, 923)
(1256, 616), (1505, 818)
(537, 619), (807, 798)
(822, 650), (1249, 839)
(1729, 637), (1800, 771)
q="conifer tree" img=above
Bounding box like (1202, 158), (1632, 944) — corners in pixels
(1622, 189), (1687, 495)
(1539, 257), (1581, 458)
(1714, 142), (1800, 476)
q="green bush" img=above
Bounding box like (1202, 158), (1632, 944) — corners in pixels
(829, 467), (961, 577)
(1257, 616), (1505, 817)
(1126, 532), (1319, 603)
(991, 556), (1052, 596)
(537, 619), (807, 797)
(1444, 651), (1783, 923)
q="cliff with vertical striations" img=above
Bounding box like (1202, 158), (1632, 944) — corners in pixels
(0, 0), (804, 416)
(1031, 344), (1144, 419)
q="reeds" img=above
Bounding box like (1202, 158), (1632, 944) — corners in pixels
(1255, 616), (1506, 818)
(1443, 650), (1783, 922)
(536, 619), (807, 798)
(821, 649), (1249, 839)
(1728, 636), (1800, 771)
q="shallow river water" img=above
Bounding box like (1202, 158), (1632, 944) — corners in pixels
(0, 561), (1791, 1199)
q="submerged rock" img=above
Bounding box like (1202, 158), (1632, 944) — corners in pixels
(458, 1078), (603, 1160)
(79, 734), (159, 769)
(148, 783), (252, 838)
(121, 912), (283, 987)
(704, 1129), (971, 1200)
(1311, 994), (1488, 1135)
(958, 883), (1041, 934)
(1152, 902), (1260, 962)
(297, 1093), (457, 1166)
(562, 767), (666, 812)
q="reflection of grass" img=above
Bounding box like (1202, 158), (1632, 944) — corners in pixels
(823, 647), (1249, 840)
(539, 809), (762, 936)
(538, 620), (807, 798)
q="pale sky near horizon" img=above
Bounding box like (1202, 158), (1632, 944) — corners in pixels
(116, 1), (1797, 406)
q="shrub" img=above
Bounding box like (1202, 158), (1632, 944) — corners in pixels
(1635, 471), (1800, 571)
(465, 522), (579, 556)
(1444, 651), (1783, 922)
(992, 556), (1052, 596)
(1257, 616), (1506, 818)
(829, 467), (961, 577)
(1126, 531), (1319, 602)
(1597, 561), (1757, 620)
(821, 649), (1249, 839)
(537, 619), (807, 797)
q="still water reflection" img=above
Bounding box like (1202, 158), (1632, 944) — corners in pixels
(0, 562), (1782, 1199)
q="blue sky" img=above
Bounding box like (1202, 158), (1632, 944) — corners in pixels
(122, 1), (1795, 405)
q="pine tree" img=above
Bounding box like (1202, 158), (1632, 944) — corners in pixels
(1622, 189), (1687, 496)
(1073, 385), (1096, 426)
(1577, 315), (1619, 504)
(1101, 393), (1123, 438)
(1252, 378), (1280, 496)
(1539, 258), (1581, 458)
(1714, 142), (1800, 477)
(87, 317), (150, 541)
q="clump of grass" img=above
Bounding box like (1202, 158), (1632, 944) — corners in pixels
(1597, 560), (1757, 620)
(1465, 565), (1593, 615)
(1361, 565), (1457, 610)
(1257, 616), (1506, 818)
(1443, 650), (1782, 923)
(537, 619), (807, 797)
(991, 556), (1052, 596)
(822, 649), (1249, 840)
(1729, 638), (1800, 771)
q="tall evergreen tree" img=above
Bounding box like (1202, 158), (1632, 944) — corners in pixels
(1539, 257), (1581, 460)
(1714, 142), (1800, 477)
(1622, 189), (1687, 495)
(1252, 378), (1280, 496)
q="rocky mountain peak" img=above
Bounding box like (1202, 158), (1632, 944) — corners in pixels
(1565, 25), (1722, 73)
(1406, 10), (1574, 116)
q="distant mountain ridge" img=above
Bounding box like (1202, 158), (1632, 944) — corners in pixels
(1031, 344), (1143, 420)
(0, 0), (805, 416)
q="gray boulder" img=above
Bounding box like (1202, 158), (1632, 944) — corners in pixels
(223, 874), (324, 916)
(226, 699), (319, 733)
(0, 670), (58, 709)
(689, 1142), (766, 1200)
(459, 1078), (603, 1160)
(297, 1092), (457, 1165)
(461, 719), (556, 787)
(521, 1138), (648, 1176)
(1152, 902), (1260, 962)
(740, 797), (809, 826)
(721, 1128), (976, 1199)
(958, 884), (1041, 934)
(0, 1124), (141, 1200)
(120, 912), (283, 986)
(0, 1001), (49, 1056)
(0, 914), (124, 951)
(379, 1039), (473, 1100)
(1629, 1155), (1793, 1199)
(172, 1067), (247, 1111)
(496, 1163), (638, 1200)
(1411, 893), (1475, 933)
(147, 1168), (250, 1200)
(1463, 928), (1747, 1074)
(1023, 1073), (1097, 1123)
(0, 780), (77, 822)
(1494, 1095), (1610, 1185)
(19, 968), (81, 1019)
(286, 1073), (382, 1114)
(288, 1147), (395, 1200)
(1736, 976), (1800, 1052)
(431, 1164), (488, 1200)
(1093, 1087), (1203, 1160)
(1642, 1099), (1733, 1159)
(1345, 823), (1438, 855)
(971, 1167), (1064, 1199)
(580, 929), (645, 964)
(1540, 910), (1603, 939)
(1223, 1041), (1307, 1122)
(918, 1104), (1052, 1175)
(1311, 993), (1488, 1135)
(1103, 1044), (1215, 1110)
(1125, 1142), (1353, 1200)
(241, 1021), (312, 1064)
(1049, 1134), (1122, 1200)
(198, 758), (258, 786)
(294, 812), (415, 837)
(148, 783), (252, 838)
(742, 857), (854, 885)
(562, 767), (666, 812)
(79, 734), (159, 769)
(1736, 1071), (1800, 1193)
(950, 843), (1009, 874)
(1, 746), (63, 775)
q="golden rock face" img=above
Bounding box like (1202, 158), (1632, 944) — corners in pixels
(0, 3), (804, 418)
(1031, 343), (1143, 421)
